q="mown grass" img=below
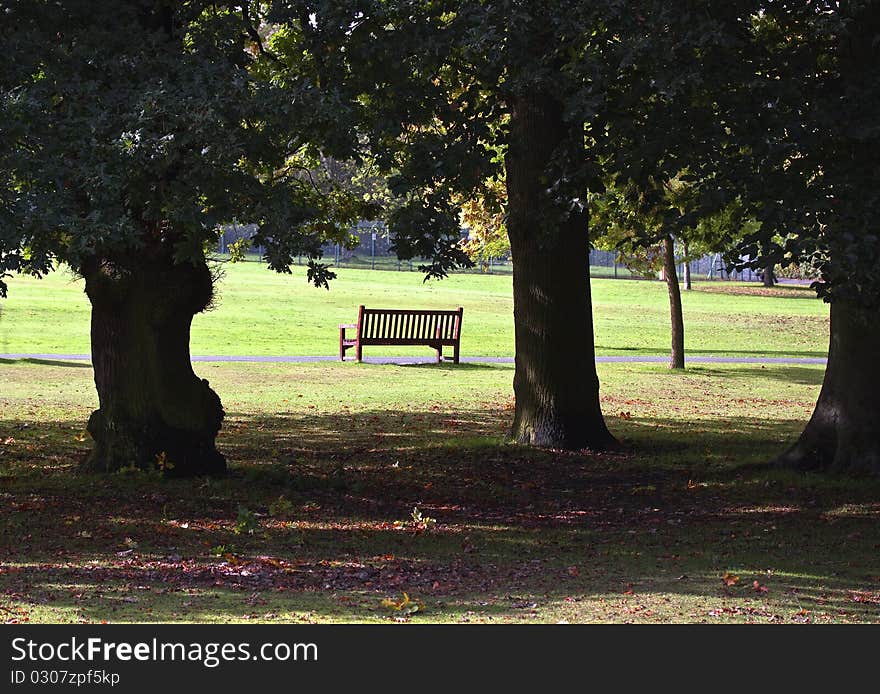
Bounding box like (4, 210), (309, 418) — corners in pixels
(2, 360), (878, 624)
(0, 261), (828, 358)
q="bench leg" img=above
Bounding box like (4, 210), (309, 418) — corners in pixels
(339, 329), (346, 361)
(356, 341), (362, 362)
(436, 344), (443, 363)
(453, 341), (460, 364)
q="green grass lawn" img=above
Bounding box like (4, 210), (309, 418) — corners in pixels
(2, 359), (879, 624)
(1, 264), (866, 624)
(0, 260), (828, 357)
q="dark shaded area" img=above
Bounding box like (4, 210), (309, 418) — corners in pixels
(594, 347), (828, 359)
(2, 406), (879, 623)
(666, 365), (825, 387)
(392, 362), (500, 372)
(693, 285), (820, 300)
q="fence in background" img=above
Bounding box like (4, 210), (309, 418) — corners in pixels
(216, 223), (761, 282)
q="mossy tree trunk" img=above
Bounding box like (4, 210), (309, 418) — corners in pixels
(505, 92), (617, 451)
(776, 301), (880, 474)
(81, 249), (226, 475)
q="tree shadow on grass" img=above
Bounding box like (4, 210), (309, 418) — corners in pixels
(2, 409), (879, 623)
(0, 357), (91, 369)
(595, 346), (828, 359)
(395, 362), (505, 371)
(693, 283), (820, 300)
(669, 365), (826, 387)
(3, 513), (878, 623)
(210, 408), (878, 517)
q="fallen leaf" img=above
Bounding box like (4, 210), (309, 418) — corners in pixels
(381, 592), (423, 615)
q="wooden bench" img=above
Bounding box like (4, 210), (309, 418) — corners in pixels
(339, 305), (463, 363)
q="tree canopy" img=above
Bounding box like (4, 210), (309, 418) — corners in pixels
(729, 2), (880, 308)
(0, 0), (374, 294)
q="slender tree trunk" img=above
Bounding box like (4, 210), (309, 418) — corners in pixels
(663, 236), (685, 369)
(682, 241), (692, 290)
(776, 301), (880, 474)
(81, 251), (226, 475)
(762, 261), (776, 287)
(505, 92), (616, 450)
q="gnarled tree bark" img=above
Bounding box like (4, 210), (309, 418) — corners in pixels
(776, 301), (880, 474)
(81, 249), (226, 475)
(505, 92), (617, 450)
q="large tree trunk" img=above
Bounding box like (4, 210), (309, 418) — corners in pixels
(776, 301), (880, 474)
(81, 252), (226, 475)
(663, 236), (685, 369)
(505, 93), (617, 450)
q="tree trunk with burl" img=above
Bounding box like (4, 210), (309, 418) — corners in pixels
(81, 246), (226, 475)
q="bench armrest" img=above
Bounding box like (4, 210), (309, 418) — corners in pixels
(339, 323), (358, 329)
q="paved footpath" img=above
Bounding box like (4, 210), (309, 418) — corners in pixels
(1, 353), (827, 365)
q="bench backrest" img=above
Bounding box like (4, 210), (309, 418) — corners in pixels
(358, 306), (463, 342)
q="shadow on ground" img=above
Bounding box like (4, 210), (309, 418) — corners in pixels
(594, 347), (828, 359)
(0, 358), (91, 368)
(1, 407), (878, 623)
